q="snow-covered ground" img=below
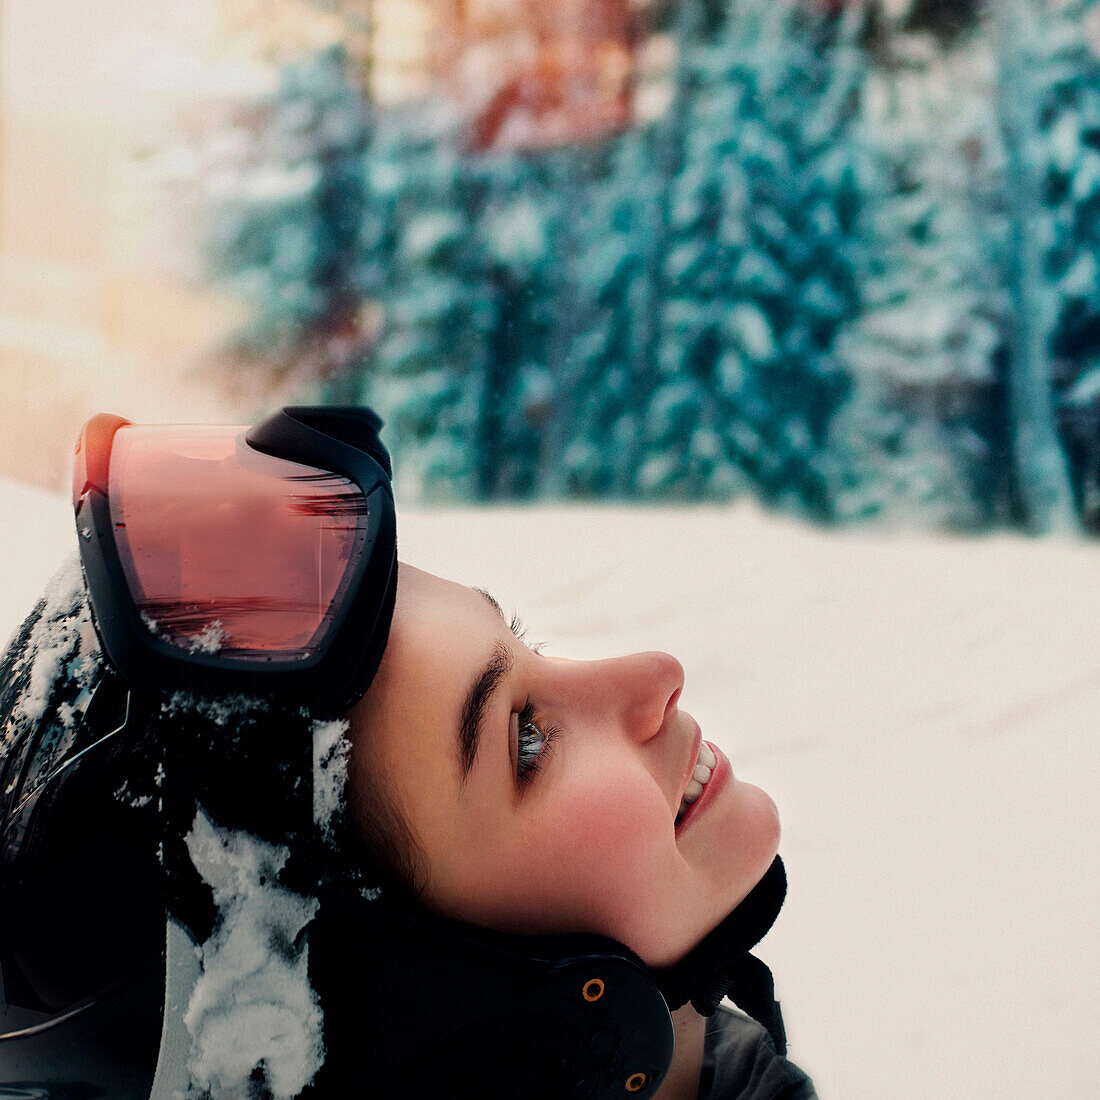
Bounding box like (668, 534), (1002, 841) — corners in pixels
(3, 479), (1097, 1099)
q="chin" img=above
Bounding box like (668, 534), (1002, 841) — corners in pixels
(750, 781), (782, 855)
(728, 781), (782, 908)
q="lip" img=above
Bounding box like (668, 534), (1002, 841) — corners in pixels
(674, 740), (730, 837)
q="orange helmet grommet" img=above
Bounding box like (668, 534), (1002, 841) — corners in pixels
(582, 977), (605, 1002)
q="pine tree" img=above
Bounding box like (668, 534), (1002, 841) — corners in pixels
(357, 104), (495, 500)
(645, 0), (871, 515)
(557, 132), (654, 497)
(1038, 0), (1100, 527)
(827, 27), (1009, 528)
(361, 115), (577, 501)
(991, 0), (1082, 532)
(473, 153), (562, 499)
(194, 46), (374, 407)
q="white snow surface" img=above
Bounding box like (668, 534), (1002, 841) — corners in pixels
(186, 619), (230, 655)
(183, 808), (322, 1099)
(2, 481), (1098, 1099)
(0, 548), (92, 753)
(313, 718), (351, 843)
(1, 477), (79, 593)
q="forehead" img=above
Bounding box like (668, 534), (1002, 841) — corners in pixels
(348, 563), (504, 822)
(384, 564), (503, 650)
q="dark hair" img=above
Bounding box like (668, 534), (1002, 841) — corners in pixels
(342, 707), (428, 902)
(148, 652), (429, 935)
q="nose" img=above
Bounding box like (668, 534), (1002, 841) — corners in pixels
(580, 651), (685, 744)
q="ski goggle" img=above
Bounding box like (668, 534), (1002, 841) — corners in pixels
(72, 406), (397, 715)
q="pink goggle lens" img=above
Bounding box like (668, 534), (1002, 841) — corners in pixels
(107, 424), (368, 661)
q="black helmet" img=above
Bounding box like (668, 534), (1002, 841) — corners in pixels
(0, 559), (164, 1095)
(1, 408), (787, 1097)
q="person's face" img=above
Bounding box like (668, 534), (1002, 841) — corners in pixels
(347, 565), (780, 969)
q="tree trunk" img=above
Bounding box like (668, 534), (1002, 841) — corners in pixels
(992, 0), (1081, 533)
(616, 0), (699, 494)
(539, 150), (589, 497)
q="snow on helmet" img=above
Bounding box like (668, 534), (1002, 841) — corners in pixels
(0, 556), (164, 1095)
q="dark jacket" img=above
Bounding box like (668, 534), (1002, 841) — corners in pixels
(699, 1006), (818, 1099)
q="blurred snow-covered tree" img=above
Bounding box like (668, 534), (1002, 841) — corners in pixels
(356, 105), (493, 499)
(827, 0), (1098, 532)
(562, 131), (667, 497)
(1038, 0), (1100, 527)
(991, 0), (1082, 532)
(361, 117), (574, 501)
(644, 0), (871, 514)
(827, 31), (1010, 528)
(472, 155), (563, 498)
(193, 46), (375, 407)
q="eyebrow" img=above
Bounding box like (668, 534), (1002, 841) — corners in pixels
(457, 589), (516, 790)
(458, 640), (513, 789)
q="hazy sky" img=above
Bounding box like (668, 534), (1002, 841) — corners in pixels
(0, 0), (257, 491)
(2, 0), (223, 112)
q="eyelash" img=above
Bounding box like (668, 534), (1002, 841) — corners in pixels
(509, 613), (546, 655)
(515, 697), (559, 787)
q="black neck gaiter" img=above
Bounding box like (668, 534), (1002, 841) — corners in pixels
(653, 856), (789, 1054)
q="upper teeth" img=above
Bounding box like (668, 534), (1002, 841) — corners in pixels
(676, 741), (717, 823)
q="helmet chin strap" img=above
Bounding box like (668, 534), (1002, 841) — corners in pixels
(652, 855), (788, 1055)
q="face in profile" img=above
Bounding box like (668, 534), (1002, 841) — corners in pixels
(347, 565), (780, 969)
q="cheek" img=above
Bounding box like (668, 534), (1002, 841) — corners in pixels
(490, 770), (678, 937)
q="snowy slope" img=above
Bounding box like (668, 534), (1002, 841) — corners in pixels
(0, 478), (81, 646)
(3, 484), (1097, 1099)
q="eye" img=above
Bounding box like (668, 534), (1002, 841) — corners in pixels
(514, 696), (559, 787)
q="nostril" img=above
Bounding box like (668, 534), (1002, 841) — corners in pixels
(665, 685), (682, 717)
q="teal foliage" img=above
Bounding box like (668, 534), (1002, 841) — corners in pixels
(358, 113), (491, 498)
(557, 138), (645, 497)
(357, 0), (870, 511)
(197, 2), (1093, 528)
(196, 5), (871, 511)
(645, 3), (868, 513)
(360, 116), (565, 499)
(199, 46), (372, 383)
(825, 31), (1009, 529)
(1040, 3), (1100, 383)
(1039, 0), (1100, 525)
